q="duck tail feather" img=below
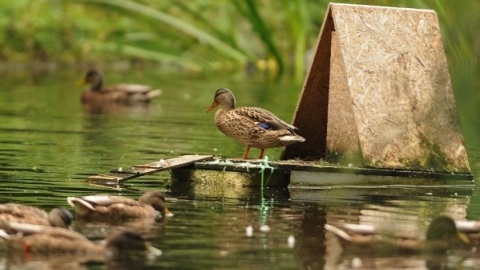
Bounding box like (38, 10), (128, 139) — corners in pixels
(67, 197), (96, 211)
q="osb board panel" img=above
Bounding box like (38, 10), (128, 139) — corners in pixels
(281, 10), (334, 160)
(326, 31), (363, 165)
(330, 3), (470, 172)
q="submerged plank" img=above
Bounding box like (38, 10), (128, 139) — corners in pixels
(87, 155), (214, 185)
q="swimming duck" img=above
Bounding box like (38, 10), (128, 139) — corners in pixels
(0, 221), (161, 260)
(67, 191), (173, 221)
(0, 203), (72, 231)
(79, 69), (161, 104)
(206, 88), (305, 159)
(325, 216), (470, 255)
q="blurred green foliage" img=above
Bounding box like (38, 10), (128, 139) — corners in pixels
(0, 0), (477, 77)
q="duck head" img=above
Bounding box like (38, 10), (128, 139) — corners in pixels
(206, 88), (236, 112)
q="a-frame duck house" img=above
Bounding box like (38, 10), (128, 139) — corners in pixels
(279, 3), (472, 186)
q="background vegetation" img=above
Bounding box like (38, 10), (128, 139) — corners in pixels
(0, 0), (477, 76)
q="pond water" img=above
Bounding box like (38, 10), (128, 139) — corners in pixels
(0, 68), (478, 269)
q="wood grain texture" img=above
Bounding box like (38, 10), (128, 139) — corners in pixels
(331, 3), (469, 172)
(284, 3), (470, 173)
(326, 31), (363, 165)
(87, 155), (214, 184)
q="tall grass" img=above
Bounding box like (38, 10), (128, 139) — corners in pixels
(82, 0), (249, 64)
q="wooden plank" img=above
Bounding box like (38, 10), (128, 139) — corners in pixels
(87, 155), (214, 184)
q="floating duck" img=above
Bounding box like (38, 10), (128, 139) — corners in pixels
(67, 191), (173, 221)
(0, 203), (72, 231)
(78, 69), (161, 104)
(206, 88), (305, 159)
(325, 216), (471, 255)
(0, 221), (161, 260)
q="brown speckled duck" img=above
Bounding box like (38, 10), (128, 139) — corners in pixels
(0, 222), (161, 260)
(79, 69), (161, 104)
(0, 203), (72, 231)
(67, 191), (173, 221)
(207, 88), (305, 159)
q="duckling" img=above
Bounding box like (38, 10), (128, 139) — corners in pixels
(0, 203), (72, 232)
(67, 191), (173, 221)
(206, 88), (305, 159)
(79, 69), (161, 104)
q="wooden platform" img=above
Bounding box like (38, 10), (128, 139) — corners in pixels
(86, 155), (472, 192)
(171, 158), (474, 189)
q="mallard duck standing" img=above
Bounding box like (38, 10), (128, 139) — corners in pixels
(0, 203), (72, 231)
(79, 69), (161, 104)
(67, 191), (173, 221)
(206, 88), (305, 159)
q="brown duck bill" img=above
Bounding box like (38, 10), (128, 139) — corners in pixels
(206, 102), (219, 113)
(163, 207), (174, 217)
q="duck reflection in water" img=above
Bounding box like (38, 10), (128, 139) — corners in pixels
(81, 101), (154, 115)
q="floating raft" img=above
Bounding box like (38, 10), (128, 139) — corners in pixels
(87, 155), (472, 190)
(171, 158), (474, 189)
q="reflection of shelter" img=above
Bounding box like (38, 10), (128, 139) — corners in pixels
(282, 3), (471, 175)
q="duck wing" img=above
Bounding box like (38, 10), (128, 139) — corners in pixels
(235, 107), (297, 131)
(7, 221), (89, 240)
(102, 84), (152, 93)
(67, 195), (140, 211)
(0, 203), (48, 220)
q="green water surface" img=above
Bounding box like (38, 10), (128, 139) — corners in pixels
(0, 68), (478, 269)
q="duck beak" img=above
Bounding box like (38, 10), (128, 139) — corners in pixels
(163, 208), (174, 218)
(457, 231), (470, 244)
(145, 244), (163, 260)
(206, 102), (218, 113)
